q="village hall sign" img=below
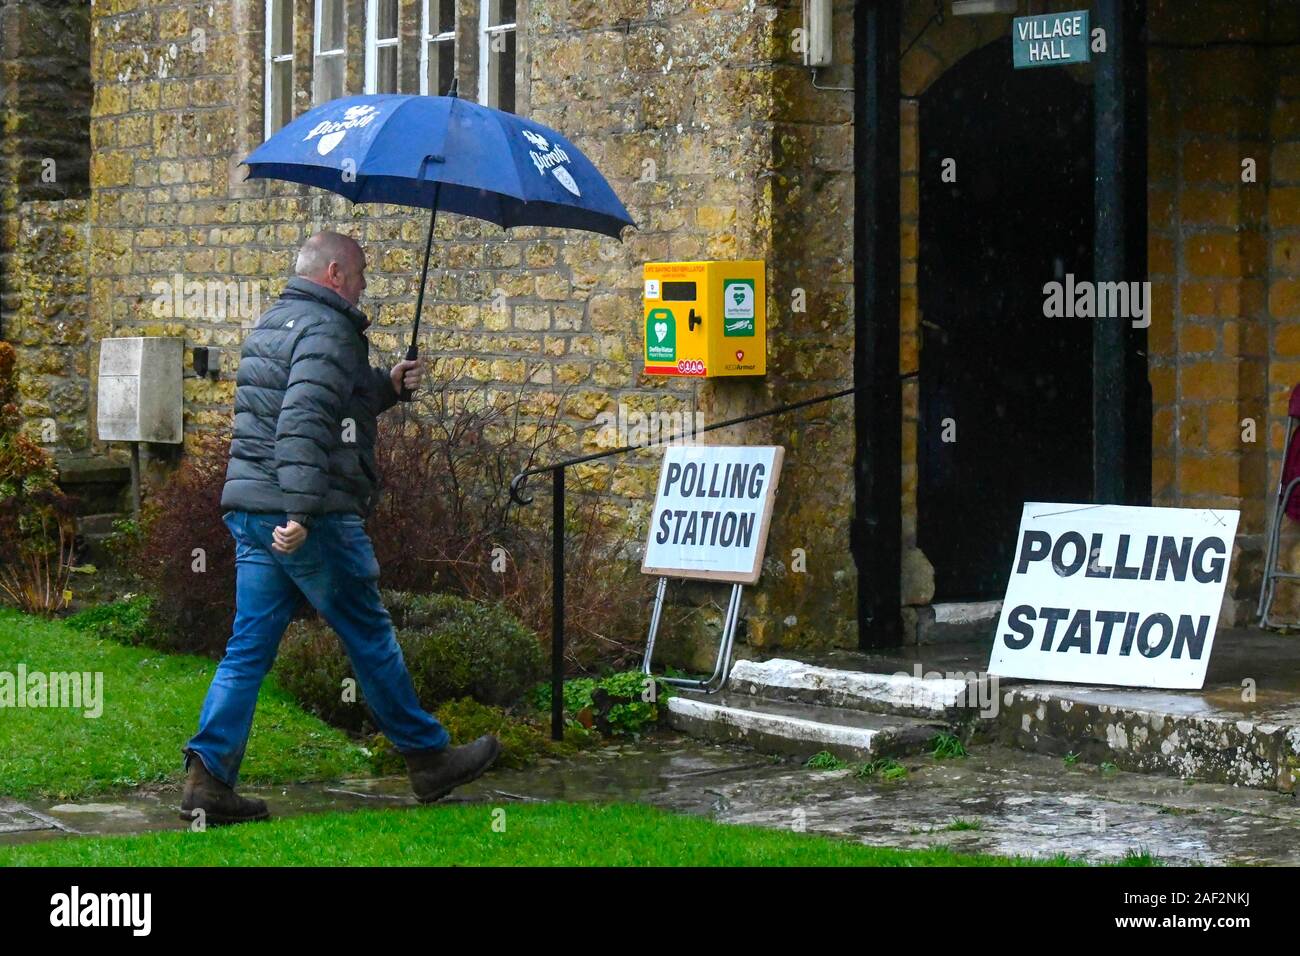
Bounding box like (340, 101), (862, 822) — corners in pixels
(1012, 10), (1091, 70)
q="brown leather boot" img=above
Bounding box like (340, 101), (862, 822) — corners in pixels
(178, 755), (270, 825)
(404, 734), (501, 804)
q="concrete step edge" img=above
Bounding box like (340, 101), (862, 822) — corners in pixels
(727, 658), (976, 719)
(989, 684), (1300, 792)
(666, 693), (947, 761)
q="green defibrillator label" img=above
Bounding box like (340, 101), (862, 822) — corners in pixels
(723, 279), (755, 336)
(646, 308), (676, 362)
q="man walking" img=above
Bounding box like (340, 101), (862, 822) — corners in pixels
(182, 231), (499, 824)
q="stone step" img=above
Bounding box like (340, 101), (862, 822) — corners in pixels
(914, 600), (1002, 644)
(726, 658), (976, 721)
(985, 683), (1300, 792)
(56, 455), (131, 517)
(666, 691), (951, 762)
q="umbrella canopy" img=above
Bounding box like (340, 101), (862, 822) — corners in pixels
(243, 93), (635, 239)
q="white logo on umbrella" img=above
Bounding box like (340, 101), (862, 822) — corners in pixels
(521, 128), (581, 196)
(552, 165), (581, 197)
(305, 104), (380, 156)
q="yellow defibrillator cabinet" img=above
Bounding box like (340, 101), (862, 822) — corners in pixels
(642, 260), (766, 377)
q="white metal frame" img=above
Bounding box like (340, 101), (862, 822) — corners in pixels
(314, 0), (347, 104)
(263, 0), (294, 138)
(365, 0), (401, 93)
(420, 0), (456, 95)
(477, 0), (516, 109)
(641, 577), (745, 694)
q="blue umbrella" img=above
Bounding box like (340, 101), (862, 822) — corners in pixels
(243, 81), (635, 379)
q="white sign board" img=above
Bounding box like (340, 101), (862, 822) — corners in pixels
(641, 445), (784, 584)
(988, 503), (1239, 690)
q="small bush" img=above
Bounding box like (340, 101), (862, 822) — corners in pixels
(133, 433), (235, 656)
(382, 590), (545, 706)
(370, 370), (649, 675)
(65, 595), (156, 646)
(531, 670), (673, 737)
(273, 592), (545, 733)
(0, 342), (76, 615)
(102, 516), (144, 568)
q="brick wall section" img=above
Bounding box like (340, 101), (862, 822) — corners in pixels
(1265, 4), (1300, 618)
(1147, 0), (1300, 620)
(12, 199), (90, 455)
(86, 0), (778, 450)
(745, 0), (857, 649)
(0, 0), (92, 450)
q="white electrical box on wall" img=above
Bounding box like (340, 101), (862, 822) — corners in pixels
(96, 337), (184, 443)
(802, 0), (833, 67)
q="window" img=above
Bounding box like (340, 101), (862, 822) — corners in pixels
(479, 0), (516, 112)
(264, 0), (293, 136)
(314, 0), (347, 103)
(422, 0), (456, 96)
(366, 0), (400, 93)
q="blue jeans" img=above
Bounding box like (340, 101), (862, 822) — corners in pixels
(184, 510), (449, 788)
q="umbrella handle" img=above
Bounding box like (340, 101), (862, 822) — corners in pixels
(400, 343), (418, 402)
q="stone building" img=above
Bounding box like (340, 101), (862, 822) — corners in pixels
(1, 0), (1299, 656)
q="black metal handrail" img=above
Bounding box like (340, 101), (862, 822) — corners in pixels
(510, 383), (867, 740)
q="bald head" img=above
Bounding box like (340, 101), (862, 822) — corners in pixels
(295, 231), (367, 305)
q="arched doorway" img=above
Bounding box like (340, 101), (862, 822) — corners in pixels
(918, 37), (1095, 602)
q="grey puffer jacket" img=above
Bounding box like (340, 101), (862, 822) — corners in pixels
(220, 277), (402, 523)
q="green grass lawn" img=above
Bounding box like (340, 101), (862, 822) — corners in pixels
(0, 609), (370, 800)
(0, 802), (1087, 867)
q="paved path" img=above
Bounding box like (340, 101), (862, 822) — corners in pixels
(5, 734), (1300, 864)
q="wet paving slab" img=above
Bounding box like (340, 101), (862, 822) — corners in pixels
(5, 734), (1300, 864)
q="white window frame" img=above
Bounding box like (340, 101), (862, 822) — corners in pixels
(365, 0), (401, 94)
(264, 0), (294, 138)
(314, 0), (347, 104)
(421, 0), (456, 96)
(478, 0), (517, 110)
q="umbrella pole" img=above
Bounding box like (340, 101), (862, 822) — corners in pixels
(402, 181), (442, 399)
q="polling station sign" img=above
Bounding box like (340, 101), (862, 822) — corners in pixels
(641, 445), (783, 584)
(988, 503), (1239, 690)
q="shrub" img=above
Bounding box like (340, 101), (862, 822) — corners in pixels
(273, 591), (545, 733)
(531, 670), (674, 737)
(383, 590), (545, 705)
(65, 594), (156, 646)
(0, 342), (76, 615)
(271, 615), (360, 729)
(367, 374), (548, 596)
(132, 433), (236, 656)
(102, 516), (144, 568)
(371, 369), (650, 675)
